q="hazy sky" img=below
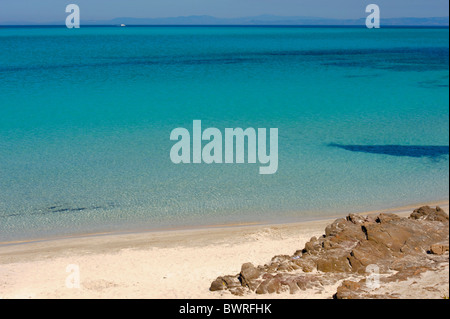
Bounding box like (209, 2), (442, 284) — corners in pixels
(0, 0), (448, 23)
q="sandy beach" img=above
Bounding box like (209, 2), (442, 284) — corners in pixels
(0, 201), (448, 299)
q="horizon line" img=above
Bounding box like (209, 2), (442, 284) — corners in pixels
(1, 25), (449, 28)
(1, 15), (448, 27)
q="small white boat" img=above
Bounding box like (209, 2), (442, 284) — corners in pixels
(120, 24), (126, 27)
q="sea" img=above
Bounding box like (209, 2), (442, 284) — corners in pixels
(0, 26), (448, 242)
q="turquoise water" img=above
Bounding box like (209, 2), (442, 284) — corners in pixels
(0, 27), (448, 241)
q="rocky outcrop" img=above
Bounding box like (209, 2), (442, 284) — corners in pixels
(210, 206), (449, 298)
(410, 206), (449, 222)
(430, 243), (449, 255)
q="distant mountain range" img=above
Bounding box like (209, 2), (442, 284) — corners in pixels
(2, 15), (449, 26)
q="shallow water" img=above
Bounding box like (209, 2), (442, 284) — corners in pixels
(0, 26), (448, 241)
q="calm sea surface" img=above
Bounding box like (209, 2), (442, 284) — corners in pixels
(0, 27), (448, 241)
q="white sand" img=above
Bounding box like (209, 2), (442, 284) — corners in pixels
(0, 202), (448, 299)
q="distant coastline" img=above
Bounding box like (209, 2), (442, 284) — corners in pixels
(1, 15), (448, 27)
(1, 25), (449, 29)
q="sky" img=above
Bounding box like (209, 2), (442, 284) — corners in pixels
(0, 0), (448, 24)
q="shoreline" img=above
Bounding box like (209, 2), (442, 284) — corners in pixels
(1, 199), (448, 247)
(0, 201), (448, 299)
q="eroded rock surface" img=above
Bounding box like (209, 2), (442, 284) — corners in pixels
(210, 206), (449, 298)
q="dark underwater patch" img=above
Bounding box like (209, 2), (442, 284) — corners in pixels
(418, 78), (449, 89)
(316, 47), (449, 72)
(44, 204), (110, 214)
(329, 143), (450, 158)
(1, 47), (448, 74)
(0, 56), (257, 73)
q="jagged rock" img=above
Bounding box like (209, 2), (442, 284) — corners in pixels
(292, 275), (322, 291)
(334, 264), (438, 299)
(210, 277), (227, 291)
(239, 263), (262, 291)
(256, 275), (282, 294)
(430, 243), (449, 255)
(276, 261), (298, 272)
(271, 255), (291, 263)
(316, 254), (352, 273)
(293, 258), (315, 273)
(410, 206), (449, 222)
(210, 206), (449, 297)
(210, 274), (250, 292)
(324, 218), (347, 237)
(375, 213), (401, 224)
(304, 237), (321, 254)
(223, 275), (242, 288)
(348, 240), (391, 273)
(384, 265), (431, 282)
(240, 263), (260, 281)
(364, 221), (411, 252)
(334, 280), (362, 299)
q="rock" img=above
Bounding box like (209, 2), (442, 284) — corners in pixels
(324, 218), (347, 237)
(348, 241), (391, 273)
(276, 261), (298, 272)
(364, 222), (411, 252)
(294, 258), (315, 272)
(316, 254), (352, 273)
(240, 263), (260, 281)
(210, 206), (449, 297)
(375, 213), (401, 224)
(410, 206), (449, 222)
(256, 275), (282, 294)
(293, 275), (321, 291)
(271, 255), (291, 263)
(303, 237), (321, 254)
(430, 243), (449, 255)
(210, 277), (227, 291)
(229, 287), (246, 296)
(334, 280), (362, 299)
(239, 263), (262, 291)
(222, 275), (242, 288)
